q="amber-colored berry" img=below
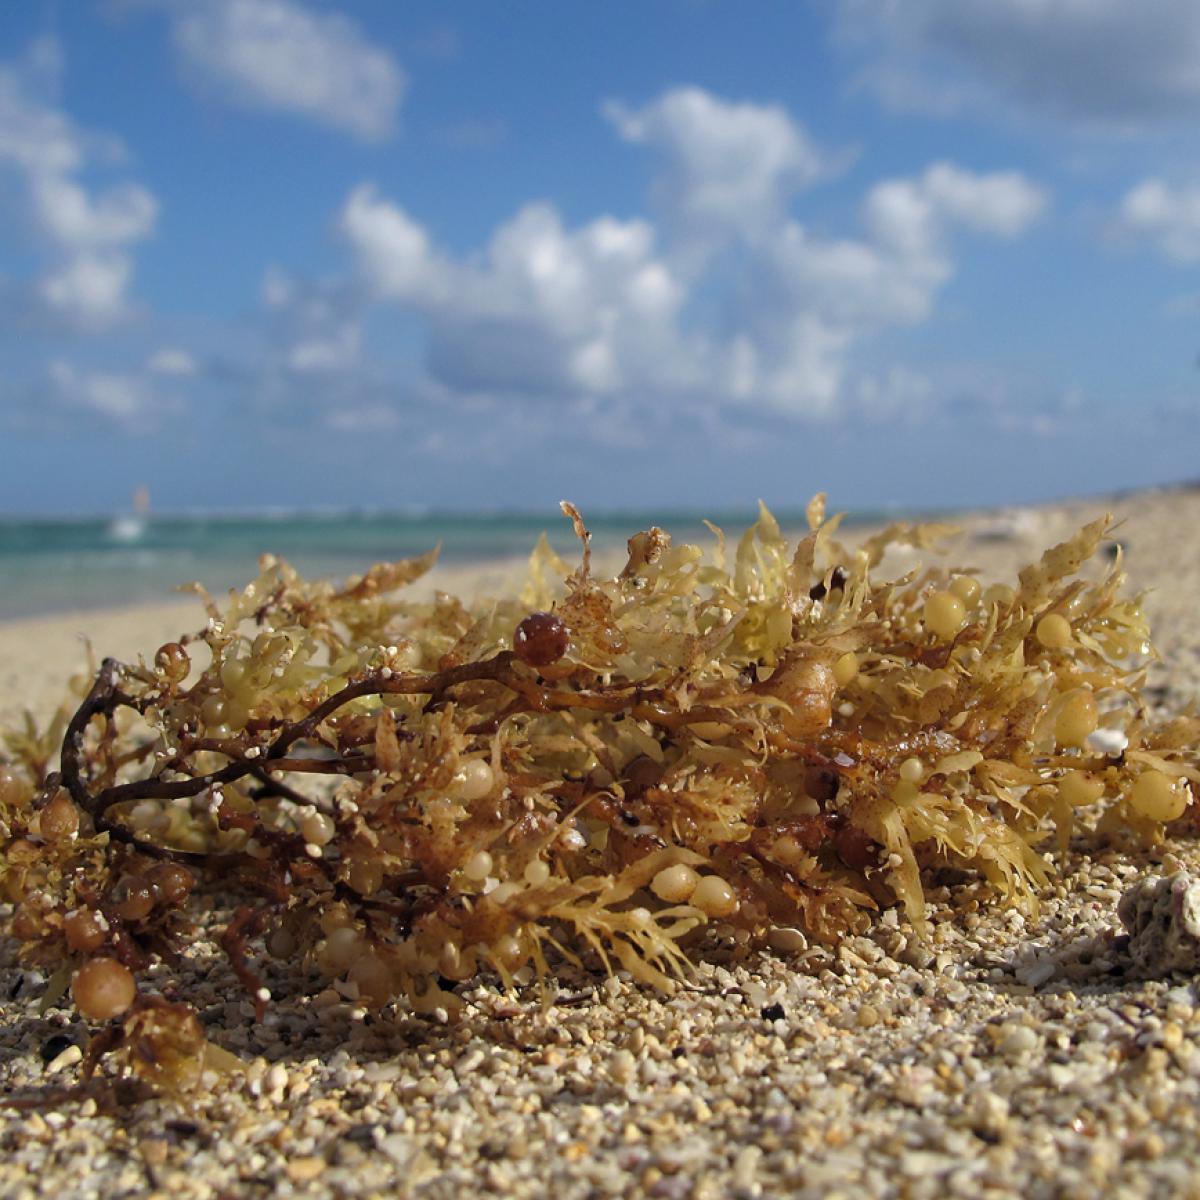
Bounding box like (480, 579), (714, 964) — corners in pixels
(147, 863), (195, 905)
(924, 591), (966, 640)
(1129, 770), (1188, 822)
(348, 954), (393, 1007)
(651, 863), (700, 903)
(113, 875), (157, 922)
(37, 790), (79, 840)
(11, 904), (42, 941)
(154, 642), (191, 684)
(624, 756), (663, 795)
(73, 957), (136, 1021)
(691, 875), (739, 917)
(0, 767), (31, 808)
(346, 857), (384, 896)
(491, 933), (526, 970)
(1058, 771), (1105, 808)
(1055, 689), (1098, 747)
(64, 908), (108, 953)
(297, 809), (336, 846)
(832, 651), (859, 686)
(949, 575), (982, 607)
(524, 858), (550, 886)
(513, 612), (570, 667)
(834, 822), (880, 870)
(1036, 613), (1073, 650)
(464, 850), (493, 882)
(451, 759), (494, 802)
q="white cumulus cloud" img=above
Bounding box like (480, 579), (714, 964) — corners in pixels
(1118, 180), (1200, 264)
(170, 0), (405, 141)
(315, 89), (1048, 422)
(604, 86), (835, 238)
(0, 39), (157, 327)
(339, 186), (445, 301)
(837, 0), (1200, 127)
(340, 189), (689, 400)
(864, 163), (1046, 260)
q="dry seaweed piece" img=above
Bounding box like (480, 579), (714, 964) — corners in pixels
(1, 497), (1197, 1091)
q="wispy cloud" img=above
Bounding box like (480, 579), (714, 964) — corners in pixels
(260, 267), (363, 374)
(1117, 179), (1200, 264)
(0, 38), (157, 328)
(146, 348), (198, 376)
(46, 359), (183, 431)
(168, 0), (406, 141)
(837, 0), (1200, 128)
(604, 87), (840, 239)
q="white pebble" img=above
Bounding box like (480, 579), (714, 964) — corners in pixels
(45, 1044), (83, 1073)
(733, 1145), (762, 1191)
(767, 927), (808, 954)
(609, 1048), (636, 1083)
(999, 1024), (1040, 1058)
(379, 1133), (415, 1166)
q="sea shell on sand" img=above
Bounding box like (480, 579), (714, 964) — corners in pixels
(1118, 871), (1200, 974)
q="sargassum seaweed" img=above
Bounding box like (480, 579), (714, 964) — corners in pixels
(1, 497), (1197, 1090)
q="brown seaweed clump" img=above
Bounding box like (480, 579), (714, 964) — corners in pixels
(1, 496), (1197, 1090)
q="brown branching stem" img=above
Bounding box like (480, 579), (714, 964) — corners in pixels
(220, 904), (276, 1020)
(60, 652), (801, 860)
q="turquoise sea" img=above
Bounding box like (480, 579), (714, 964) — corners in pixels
(0, 507), (896, 621)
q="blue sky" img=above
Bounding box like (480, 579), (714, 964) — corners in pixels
(2, 1), (1199, 515)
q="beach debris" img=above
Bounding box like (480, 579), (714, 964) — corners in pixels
(1118, 871), (1200, 975)
(0, 496), (1197, 1092)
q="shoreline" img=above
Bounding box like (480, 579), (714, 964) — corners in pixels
(4, 485), (1197, 729)
(4, 480), (1196, 625)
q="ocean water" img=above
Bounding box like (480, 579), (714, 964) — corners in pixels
(0, 507), (886, 621)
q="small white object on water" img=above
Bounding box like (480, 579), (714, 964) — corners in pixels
(1118, 871), (1200, 974)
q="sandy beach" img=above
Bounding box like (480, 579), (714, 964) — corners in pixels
(3, 487), (1200, 1199)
